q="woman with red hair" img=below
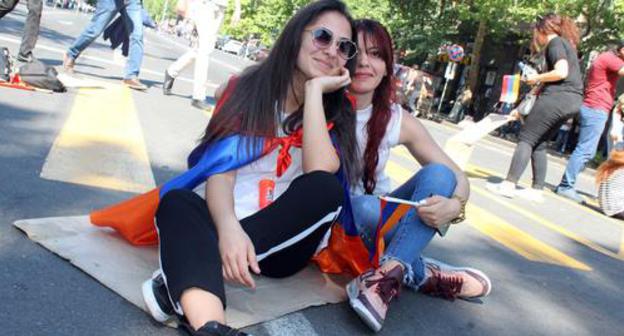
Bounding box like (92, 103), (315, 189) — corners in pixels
(345, 19), (491, 332)
(487, 13), (583, 201)
(597, 149), (624, 219)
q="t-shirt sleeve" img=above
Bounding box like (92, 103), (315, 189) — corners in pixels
(606, 53), (624, 73)
(546, 38), (567, 66)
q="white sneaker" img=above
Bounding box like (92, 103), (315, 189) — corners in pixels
(516, 187), (544, 203)
(485, 180), (516, 198)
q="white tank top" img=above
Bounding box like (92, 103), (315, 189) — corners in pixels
(351, 103), (402, 196)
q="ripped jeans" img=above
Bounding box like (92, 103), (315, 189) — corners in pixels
(351, 163), (456, 288)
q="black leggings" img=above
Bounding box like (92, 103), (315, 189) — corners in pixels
(507, 92), (582, 189)
(155, 171), (344, 312)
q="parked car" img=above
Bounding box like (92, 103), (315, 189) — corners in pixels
(222, 40), (243, 55)
(215, 35), (230, 50)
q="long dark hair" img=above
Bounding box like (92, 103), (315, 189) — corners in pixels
(532, 13), (580, 52)
(354, 19), (395, 194)
(199, 0), (358, 182)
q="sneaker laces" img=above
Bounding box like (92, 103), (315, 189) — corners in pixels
(365, 269), (402, 304)
(422, 272), (464, 301)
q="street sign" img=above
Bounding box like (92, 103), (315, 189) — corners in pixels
(448, 44), (465, 62)
(444, 62), (458, 80)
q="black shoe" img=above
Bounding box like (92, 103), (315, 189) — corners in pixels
(191, 99), (213, 111)
(181, 321), (251, 336)
(141, 271), (175, 323)
(163, 70), (174, 95)
(16, 53), (34, 63)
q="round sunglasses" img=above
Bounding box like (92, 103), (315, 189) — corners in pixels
(305, 27), (358, 60)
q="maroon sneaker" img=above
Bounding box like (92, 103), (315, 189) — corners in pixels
(419, 257), (492, 300)
(346, 265), (403, 332)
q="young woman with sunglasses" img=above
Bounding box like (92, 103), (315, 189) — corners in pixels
(344, 19), (491, 332)
(140, 1), (359, 335)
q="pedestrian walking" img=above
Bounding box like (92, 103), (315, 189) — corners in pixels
(162, 0), (240, 110)
(487, 13), (584, 202)
(0, 0), (42, 62)
(62, 0), (147, 90)
(554, 42), (624, 203)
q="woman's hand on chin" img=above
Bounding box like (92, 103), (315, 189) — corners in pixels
(305, 67), (351, 94)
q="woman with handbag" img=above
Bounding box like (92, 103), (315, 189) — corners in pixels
(487, 13), (583, 201)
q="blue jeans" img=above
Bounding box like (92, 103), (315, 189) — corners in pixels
(67, 0), (144, 79)
(350, 163), (457, 288)
(559, 105), (609, 190)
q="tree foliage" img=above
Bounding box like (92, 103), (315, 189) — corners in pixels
(143, 0), (624, 55)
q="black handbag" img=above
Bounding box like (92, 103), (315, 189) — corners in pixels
(19, 61), (66, 92)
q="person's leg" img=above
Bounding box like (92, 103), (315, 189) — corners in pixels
(507, 96), (575, 185)
(191, 2), (223, 101)
(506, 141), (532, 184)
(0, 0), (19, 18)
(17, 0), (42, 60)
(167, 49), (196, 78)
(155, 172), (343, 331)
(558, 105), (609, 191)
(163, 48), (194, 95)
(382, 163), (455, 287)
(120, 0), (143, 80)
(242, 171), (344, 278)
(67, 0), (117, 60)
(530, 141), (548, 189)
(530, 115), (568, 190)
(155, 189), (227, 328)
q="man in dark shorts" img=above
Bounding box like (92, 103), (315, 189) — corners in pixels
(556, 42), (624, 203)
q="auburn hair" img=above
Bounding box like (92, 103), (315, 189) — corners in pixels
(354, 19), (395, 194)
(532, 13), (580, 52)
(597, 150), (624, 184)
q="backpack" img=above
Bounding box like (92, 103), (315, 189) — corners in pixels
(0, 47), (11, 82)
(19, 61), (66, 92)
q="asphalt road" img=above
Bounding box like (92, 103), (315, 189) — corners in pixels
(1, 5), (623, 336)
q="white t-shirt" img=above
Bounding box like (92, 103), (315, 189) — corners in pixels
(352, 103), (403, 196)
(232, 119), (303, 219)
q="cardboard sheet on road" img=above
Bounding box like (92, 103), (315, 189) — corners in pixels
(13, 216), (348, 328)
(444, 114), (511, 169)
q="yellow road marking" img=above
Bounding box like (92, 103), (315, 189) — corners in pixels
(471, 186), (623, 261)
(468, 204), (590, 271)
(390, 147), (619, 228)
(384, 160), (591, 270)
(41, 86), (155, 193)
(465, 163), (621, 228)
